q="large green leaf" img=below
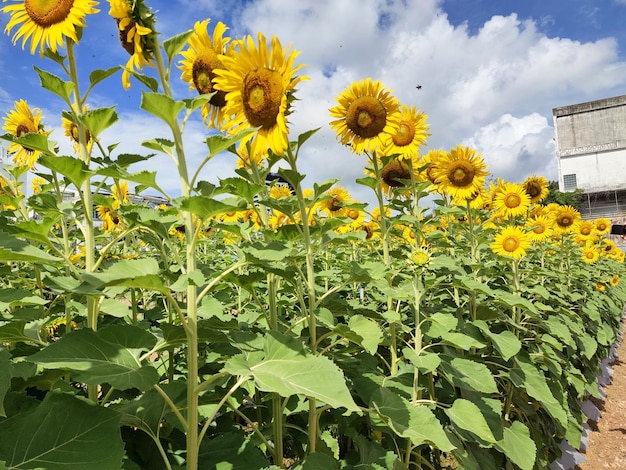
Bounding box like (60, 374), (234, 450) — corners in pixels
(347, 315), (383, 354)
(225, 331), (359, 411)
(29, 327), (159, 390)
(0, 288), (47, 310)
(445, 398), (496, 444)
(369, 387), (454, 451)
(79, 258), (166, 293)
(439, 356), (498, 394)
(0, 391), (124, 470)
(0, 321), (34, 344)
(494, 421), (536, 470)
(38, 155), (93, 189)
(198, 432), (267, 470)
(0, 348), (12, 417)
(473, 320), (521, 361)
(0, 231), (61, 263)
(34, 66), (73, 104)
(140, 92), (184, 128)
(81, 106), (118, 138)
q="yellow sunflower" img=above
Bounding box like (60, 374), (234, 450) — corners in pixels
(178, 19), (231, 129)
(97, 204), (124, 233)
(493, 182), (531, 219)
(329, 78), (401, 155)
(2, 0), (99, 56)
(410, 246), (431, 267)
(380, 105), (429, 158)
(62, 105), (92, 153)
(30, 175), (46, 194)
(552, 205), (580, 233)
(574, 220), (596, 240)
(213, 32), (307, 157)
(521, 175), (549, 204)
(525, 215), (553, 243)
(319, 185), (352, 217)
(594, 217), (611, 235)
(366, 155), (421, 198)
(108, 0), (156, 90)
(594, 282), (606, 292)
(490, 225), (530, 259)
(432, 145), (489, 200)
(111, 180), (129, 209)
(610, 274), (620, 287)
(2, 99), (50, 169)
(581, 244), (600, 264)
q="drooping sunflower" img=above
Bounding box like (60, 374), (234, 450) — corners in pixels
(2, 0), (99, 56)
(493, 182), (531, 219)
(329, 78), (401, 155)
(522, 175), (549, 204)
(380, 105), (429, 159)
(178, 19), (231, 129)
(62, 105), (92, 153)
(490, 225), (531, 259)
(2, 99), (50, 169)
(108, 0), (156, 90)
(432, 145), (489, 200)
(552, 205), (580, 233)
(594, 217), (611, 235)
(213, 32), (307, 157)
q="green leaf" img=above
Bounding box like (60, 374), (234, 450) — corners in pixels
(297, 128), (321, 148)
(424, 313), (457, 338)
(82, 106), (118, 138)
(348, 315), (383, 355)
(369, 387), (454, 451)
(38, 155), (93, 188)
(130, 71), (159, 92)
(142, 137), (176, 157)
(0, 288), (47, 310)
(293, 452), (339, 470)
(225, 331), (359, 411)
(243, 240), (295, 262)
(29, 328), (159, 390)
(439, 356), (498, 394)
(205, 129), (256, 157)
(402, 349), (441, 373)
(34, 66), (73, 103)
(119, 383), (186, 436)
(473, 320), (521, 361)
(494, 421), (536, 470)
(0, 231), (61, 263)
(198, 433), (267, 470)
(0, 391), (124, 470)
(79, 258), (166, 293)
(0, 348), (12, 417)
(440, 331), (486, 350)
(89, 67), (121, 89)
(3, 132), (57, 156)
(445, 398), (496, 444)
(178, 195), (245, 220)
(577, 334), (598, 359)
(140, 92), (184, 128)
(0, 321), (35, 344)
(163, 30), (193, 62)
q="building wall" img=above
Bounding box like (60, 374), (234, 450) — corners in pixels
(553, 95), (626, 193)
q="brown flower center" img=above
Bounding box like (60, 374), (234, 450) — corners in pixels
(347, 209), (360, 220)
(447, 162), (475, 187)
(382, 160), (410, 188)
(580, 226), (592, 236)
(392, 121), (415, 147)
(193, 54), (227, 108)
(533, 224), (546, 235)
(25, 0), (73, 27)
(242, 69), (284, 129)
(524, 182), (542, 199)
(503, 237), (519, 252)
(15, 124), (35, 152)
(504, 193), (521, 208)
(346, 96), (387, 138)
(70, 123), (91, 144)
(117, 19), (135, 55)
(597, 222), (607, 231)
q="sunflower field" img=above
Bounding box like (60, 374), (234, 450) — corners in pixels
(1, 2), (625, 470)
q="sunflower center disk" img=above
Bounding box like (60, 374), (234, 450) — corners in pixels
(382, 162), (410, 188)
(505, 194), (521, 208)
(392, 122), (415, 147)
(533, 225), (546, 234)
(527, 183), (541, 198)
(503, 237), (519, 252)
(448, 163), (475, 187)
(25, 0), (74, 27)
(346, 96), (387, 138)
(243, 69), (284, 129)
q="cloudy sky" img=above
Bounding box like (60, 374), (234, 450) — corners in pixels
(2, 0), (626, 205)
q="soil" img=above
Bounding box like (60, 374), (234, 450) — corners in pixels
(576, 328), (626, 470)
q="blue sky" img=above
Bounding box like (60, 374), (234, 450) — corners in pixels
(2, 0), (626, 204)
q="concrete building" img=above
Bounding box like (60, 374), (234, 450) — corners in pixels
(553, 95), (626, 219)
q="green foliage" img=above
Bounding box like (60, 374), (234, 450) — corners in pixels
(544, 180), (584, 208)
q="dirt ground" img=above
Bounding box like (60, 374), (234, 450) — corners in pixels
(577, 329), (626, 470)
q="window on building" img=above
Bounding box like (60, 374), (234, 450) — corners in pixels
(563, 174), (577, 191)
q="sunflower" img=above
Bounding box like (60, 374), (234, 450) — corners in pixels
(493, 182), (531, 219)
(490, 225), (530, 259)
(594, 217), (611, 235)
(552, 205), (580, 233)
(525, 215), (553, 243)
(30, 176), (46, 194)
(432, 145), (489, 200)
(410, 246), (431, 267)
(610, 274), (620, 287)
(213, 32), (307, 157)
(2, 99), (50, 169)
(178, 19), (231, 129)
(581, 245), (600, 264)
(111, 180), (129, 209)
(2, 0), (99, 56)
(319, 185), (352, 217)
(97, 204), (124, 233)
(62, 105), (92, 153)
(594, 282), (606, 292)
(365, 155), (421, 198)
(108, 0), (156, 90)
(329, 78), (401, 155)
(522, 175), (549, 204)
(379, 105), (429, 158)
(574, 220), (596, 240)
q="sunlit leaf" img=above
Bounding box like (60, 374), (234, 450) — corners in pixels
(38, 155), (93, 188)
(0, 231), (61, 263)
(82, 106), (118, 138)
(140, 92), (184, 128)
(163, 30), (193, 62)
(439, 356), (498, 394)
(0, 348), (12, 417)
(89, 67), (121, 89)
(34, 66), (73, 104)
(445, 398), (496, 443)
(494, 421), (536, 470)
